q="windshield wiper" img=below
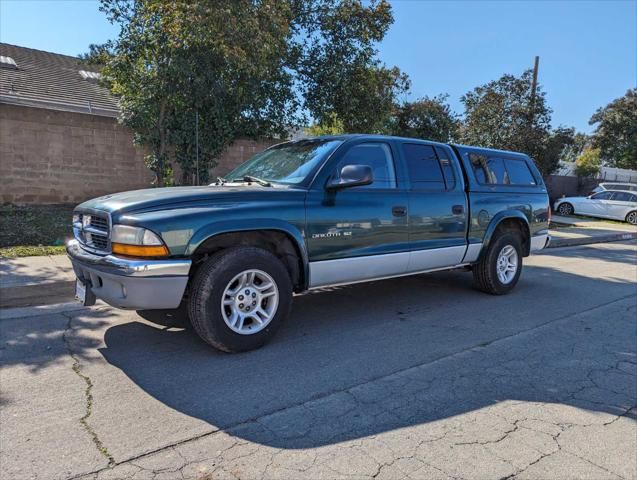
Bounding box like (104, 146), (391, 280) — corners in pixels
(240, 175), (272, 187)
(215, 176), (227, 185)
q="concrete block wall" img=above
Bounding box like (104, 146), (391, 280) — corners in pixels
(1, 104), (279, 204)
(1, 104), (152, 204)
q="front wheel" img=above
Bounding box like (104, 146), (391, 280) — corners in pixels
(557, 202), (574, 216)
(188, 247), (292, 352)
(472, 233), (523, 295)
(626, 211), (637, 226)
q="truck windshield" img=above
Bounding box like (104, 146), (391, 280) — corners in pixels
(227, 139), (343, 185)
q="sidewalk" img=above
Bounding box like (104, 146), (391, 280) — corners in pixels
(2, 218), (636, 309)
(549, 214), (637, 247)
(0, 254), (76, 309)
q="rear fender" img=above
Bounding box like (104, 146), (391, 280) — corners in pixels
(479, 210), (531, 260)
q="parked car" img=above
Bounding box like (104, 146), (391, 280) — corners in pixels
(592, 182), (637, 194)
(554, 190), (637, 225)
(67, 135), (550, 352)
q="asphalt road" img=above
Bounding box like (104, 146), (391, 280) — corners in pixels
(1, 241), (636, 480)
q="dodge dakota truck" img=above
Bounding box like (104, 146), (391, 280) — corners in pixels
(67, 135), (550, 352)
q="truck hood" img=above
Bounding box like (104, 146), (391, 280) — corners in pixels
(76, 185), (306, 215)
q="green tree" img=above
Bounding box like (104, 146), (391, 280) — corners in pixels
(294, 1), (409, 133)
(575, 147), (602, 178)
(589, 88), (637, 170)
(94, 0), (406, 185)
(558, 131), (589, 164)
(390, 95), (459, 142)
(305, 113), (345, 136)
(460, 69), (557, 174)
(98, 0), (298, 186)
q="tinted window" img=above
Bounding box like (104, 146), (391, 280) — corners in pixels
(610, 191), (634, 202)
(403, 144), (445, 190)
(336, 143), (396, 189)
(470, 154), (509, 184)
(435, 146), (457, 189)
(470, 153), (489, 183)
(504, 159), (536, 185)
(592, 191), (613, 200)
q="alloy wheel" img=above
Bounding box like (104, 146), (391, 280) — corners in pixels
(221, 269), (279, 335)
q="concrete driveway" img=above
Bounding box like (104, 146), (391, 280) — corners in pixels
(1, 241), (636, 480)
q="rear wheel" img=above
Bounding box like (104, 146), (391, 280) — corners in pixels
(473, 233), (523, 295)
(626, 211), (637, 225)
(557, 202), (574, 216)
(188, 246), (292, 352)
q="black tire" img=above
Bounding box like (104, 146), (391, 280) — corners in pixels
(188, 246), (292, 353)
(626, 211), (637, 226)
(472, 232), (523, 295)
(557, 202), (574, 216)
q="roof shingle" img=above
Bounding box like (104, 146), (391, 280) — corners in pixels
(0, 43), (119, 117)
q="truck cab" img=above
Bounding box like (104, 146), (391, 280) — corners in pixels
(67, 135), (550, 352)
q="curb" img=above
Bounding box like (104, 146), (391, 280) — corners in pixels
(0, 280), (75, 309)
(547, 232), (637, 249)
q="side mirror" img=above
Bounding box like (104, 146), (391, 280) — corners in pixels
(326, 165), (374, 190)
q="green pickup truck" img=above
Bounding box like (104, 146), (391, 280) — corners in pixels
(67, 135), (550, 352)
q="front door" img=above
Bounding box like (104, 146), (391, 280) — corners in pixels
(306, 141), (409, 288)
(582, 191), (613, 218)
(401, 143), (468, 270)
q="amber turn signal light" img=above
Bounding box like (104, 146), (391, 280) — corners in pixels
(111, 243), (169, 257)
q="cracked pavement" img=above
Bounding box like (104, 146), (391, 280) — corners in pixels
(1, 241), (636, 479)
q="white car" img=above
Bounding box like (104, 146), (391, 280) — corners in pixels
(592, 182), (637, 194)
(554, 190), (637, 225)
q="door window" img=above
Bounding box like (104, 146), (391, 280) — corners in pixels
(335, 143), (396, 189)
(434, 147), (457, 189)
(610, 191), (634, 202)
(591, 191), (613, 200)
(403, 144), (446, 190)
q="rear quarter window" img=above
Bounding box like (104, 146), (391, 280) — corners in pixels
(504, 159), (536, 185)
(469, 152), (539, 186)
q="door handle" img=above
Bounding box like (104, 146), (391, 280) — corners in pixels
(392, 206), (407, 217)
(452, 205), (465, 215)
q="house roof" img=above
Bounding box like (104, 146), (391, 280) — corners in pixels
(0, 43), (119, 117)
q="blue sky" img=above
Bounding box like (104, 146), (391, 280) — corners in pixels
(1, 0), (635, 133)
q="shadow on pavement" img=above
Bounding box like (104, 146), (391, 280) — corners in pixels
(96, 258), (637, 449)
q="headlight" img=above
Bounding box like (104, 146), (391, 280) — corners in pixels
(111, 225), (168, 257)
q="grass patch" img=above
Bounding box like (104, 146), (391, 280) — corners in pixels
(0, 205), (74, 257)
(0, 245), (67, 258)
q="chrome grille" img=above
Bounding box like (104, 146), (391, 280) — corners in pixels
(73, 211), (111, 253)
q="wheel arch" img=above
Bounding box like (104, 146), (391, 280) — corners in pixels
(479, 211), (531, 259)
(186, 220), (309, 292)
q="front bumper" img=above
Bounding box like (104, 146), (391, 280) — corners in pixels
(66, 239), (191, 310)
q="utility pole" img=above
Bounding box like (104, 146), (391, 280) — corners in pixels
(529, 56), (540, 115)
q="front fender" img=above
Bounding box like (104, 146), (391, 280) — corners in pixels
(479, 210), (531, 260)
(185, 218), (309, 284)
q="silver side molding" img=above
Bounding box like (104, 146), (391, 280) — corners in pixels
(308, 245), (471, 289)
(462, 242), (483, 263)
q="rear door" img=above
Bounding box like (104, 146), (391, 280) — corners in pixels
(606, 191), (637, 220)
(402, 142), (468, 271)
(305, 140), (410, 287)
